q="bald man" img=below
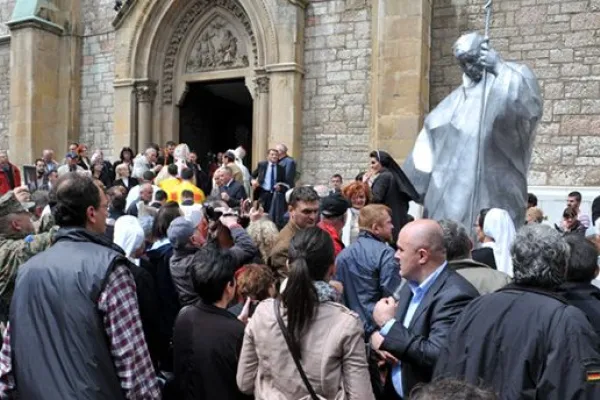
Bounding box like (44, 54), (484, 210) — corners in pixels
(369, 220), (479, 399)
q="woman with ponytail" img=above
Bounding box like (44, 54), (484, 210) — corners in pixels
(237, 227), (375, 399)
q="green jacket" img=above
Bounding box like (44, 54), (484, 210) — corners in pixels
(0, 228), (57, 321)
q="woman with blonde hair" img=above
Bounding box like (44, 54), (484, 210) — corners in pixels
(246, 218), (280, 263)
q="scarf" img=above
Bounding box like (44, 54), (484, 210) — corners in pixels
(374, 150), (420, 202)
(314, 280), (339, 302)
(482, 208), (516, 277)
(113, 215), (145, 266)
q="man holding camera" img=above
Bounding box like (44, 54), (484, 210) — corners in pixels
(169, 199), (260, 307)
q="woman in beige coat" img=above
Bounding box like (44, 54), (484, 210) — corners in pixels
(237, 227), (375, 400)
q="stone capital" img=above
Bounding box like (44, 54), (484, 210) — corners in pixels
(287, 0), (309, 9)
(255, 76), (269, 94)
(135, 81), (157, 103)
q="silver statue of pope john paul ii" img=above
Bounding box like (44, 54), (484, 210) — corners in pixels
(403, 32), (543, 231)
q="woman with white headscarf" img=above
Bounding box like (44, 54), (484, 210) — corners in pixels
(114, 216), (146, 265)
(233, 147), (252, 198)
(481, 208), (516, 277)
(113, 215), (160, 366)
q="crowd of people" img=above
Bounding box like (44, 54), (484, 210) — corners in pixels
(0, 141), (599, 399)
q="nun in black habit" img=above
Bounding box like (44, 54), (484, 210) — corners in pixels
(364, 150), (420, 243)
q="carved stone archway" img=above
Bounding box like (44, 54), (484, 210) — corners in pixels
(112, 0), (307, 168)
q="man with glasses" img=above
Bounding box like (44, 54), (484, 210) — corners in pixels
(0, 173), (160, 398)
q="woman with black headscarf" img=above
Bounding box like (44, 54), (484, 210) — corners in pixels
(363, 150), (420, 243)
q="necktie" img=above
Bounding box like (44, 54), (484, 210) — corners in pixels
(270, 164), (276, 191)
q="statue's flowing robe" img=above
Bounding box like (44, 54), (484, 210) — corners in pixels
(403, 62), (542, 230)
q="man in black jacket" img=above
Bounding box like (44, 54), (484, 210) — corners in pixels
(434, 224), (600, 399)
(559, 234), (600, 336)
(219, 167), (247, 208)
(370, 219), (479, 399)
(172, 245), (251, 400)
(439, 219), (511, 295)
(251, 148), (288, 211)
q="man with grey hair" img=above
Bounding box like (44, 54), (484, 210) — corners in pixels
(275, 143), (296, 187)
(132, 147), (162, 179)
(439, 219), (510, 294)
(41, 149), (58, 173)
(435, 224), (600, 399)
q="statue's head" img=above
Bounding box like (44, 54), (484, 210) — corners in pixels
(453, 32), (486, 83)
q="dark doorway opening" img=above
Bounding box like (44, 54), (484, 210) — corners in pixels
(179, 78), (253, 171)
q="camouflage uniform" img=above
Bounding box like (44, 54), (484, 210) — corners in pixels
(0, 192), (57, 322)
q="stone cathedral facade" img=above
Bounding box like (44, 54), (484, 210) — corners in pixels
(0, 0), (599, 187)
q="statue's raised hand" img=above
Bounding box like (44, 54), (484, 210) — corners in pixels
(478, 39), (499, 76)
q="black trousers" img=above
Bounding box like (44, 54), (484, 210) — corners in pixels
(384, 375), (403, 400)
(254, 187), (273, 211)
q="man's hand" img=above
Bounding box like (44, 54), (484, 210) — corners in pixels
(153, 164), (163, 173)
(249, 206), (264, 222)
(14, 186), (31, 203)
(330, 280), (344, 295)
(373, 297), (398, 327)
(479, 39), (499, 76)
(370, 332), (399, 364)
(220, 192), (230, 202)
(219, 213), (240, 229)
(251, 179), (259, 189)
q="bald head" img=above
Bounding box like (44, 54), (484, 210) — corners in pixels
(140, 183), (153, 203)
(403, 220), (446, 253)
(396, 220), (447, 283)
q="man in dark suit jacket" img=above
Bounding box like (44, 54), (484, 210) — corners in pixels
(172, 245), (251, 400)
(251, 148), (288, 211)
(370, 219), (479, 399)
(558, 234), (600, 336)
(219, 166), (247, 208)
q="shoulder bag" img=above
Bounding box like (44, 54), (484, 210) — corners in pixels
(274, 299), (325, 400)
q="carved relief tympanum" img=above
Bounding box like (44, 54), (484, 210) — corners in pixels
(186, 17), (249, 73)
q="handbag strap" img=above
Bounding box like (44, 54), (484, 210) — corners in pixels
(274, 299), (320, 400)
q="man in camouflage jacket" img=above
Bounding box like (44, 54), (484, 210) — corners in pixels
(0, 189), (57, 323)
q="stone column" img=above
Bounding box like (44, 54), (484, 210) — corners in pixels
(7, 0), (82, 166)
(113, 80), (136, 153)
(135, 82), (156, 152)
(267, 64), (304, 159)
(370, 0), (431, 160)
(252, 76), (270, 170)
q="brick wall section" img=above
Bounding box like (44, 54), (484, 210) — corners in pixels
(0, 0), (15, 36)
(300, 0), (372, 185)
(0, 0), (15, 151)
(80, 0), (116, 156)
(0, 43), (9, 150)
(431, 0), (600, 186)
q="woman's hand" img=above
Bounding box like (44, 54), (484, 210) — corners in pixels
(238, 297), (252, 325)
